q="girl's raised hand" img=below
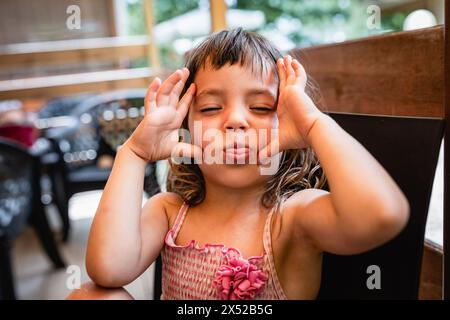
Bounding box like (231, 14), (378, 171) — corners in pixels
(260, 55), (324, 160)
(124, 68), (202, 162)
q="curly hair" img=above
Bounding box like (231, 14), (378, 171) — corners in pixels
(167, 28), (327, 212)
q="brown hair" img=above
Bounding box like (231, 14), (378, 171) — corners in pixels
(167, 28), (327, 211)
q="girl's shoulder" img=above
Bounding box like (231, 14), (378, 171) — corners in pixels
(282, 188), (329, 211)
(273, 188), (329, 245)
(148, 192), (185, 229)
(280, 188), (330, 227)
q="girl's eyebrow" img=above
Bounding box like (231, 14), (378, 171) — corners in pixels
(196, 88), (223, 98)
(196, 88), (276, 100)
(246, 89), (276, 100)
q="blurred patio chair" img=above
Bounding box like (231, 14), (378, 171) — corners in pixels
(38, 94), (96, 119)
(0, 138), (66, 300)
(46, 89), (160, 242)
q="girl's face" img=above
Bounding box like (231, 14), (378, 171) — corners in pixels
(188, 62), (279, 190)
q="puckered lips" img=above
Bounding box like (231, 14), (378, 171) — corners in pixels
(223, 141), (251, 164)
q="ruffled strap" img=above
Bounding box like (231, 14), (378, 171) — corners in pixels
(170, 202), (189, 240)
(262, 206), (288, 300)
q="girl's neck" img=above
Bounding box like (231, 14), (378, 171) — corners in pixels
(199, 180), (268, 218)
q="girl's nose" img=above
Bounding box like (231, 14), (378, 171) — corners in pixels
(224, 106), (249, 131)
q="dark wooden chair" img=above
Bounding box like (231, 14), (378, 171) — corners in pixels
(291, 24), (445, 299)
(0, 138), (66, 300)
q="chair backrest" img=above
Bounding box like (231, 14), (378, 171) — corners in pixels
(0, 138), (34, 239)
(316, 112), (444, 299)
(48, 89), (147, 169)
(38, 93), (96, 118)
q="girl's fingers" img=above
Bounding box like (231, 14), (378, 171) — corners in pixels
(144, 77), (161, 115)
(156, 69), (183, 107)
(284, 55), (295, 80)
(277, 58), (286, 89)
(291, 59), (302, 76)
(292, 59), (307, 88)
(176, 83), (196, 118)
(169, 68), (190, 107)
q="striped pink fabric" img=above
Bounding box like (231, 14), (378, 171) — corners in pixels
(160, 203), (288, 300)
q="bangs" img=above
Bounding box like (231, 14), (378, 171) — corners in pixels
(185, 28), (282, 83)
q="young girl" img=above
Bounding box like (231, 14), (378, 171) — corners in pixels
(68, 28), (409, 300)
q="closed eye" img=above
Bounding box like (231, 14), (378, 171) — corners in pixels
(250, 106), (274, 113)
(200, 106), (222, 113)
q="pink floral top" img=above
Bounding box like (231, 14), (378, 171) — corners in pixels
(160, 203), (288, 300)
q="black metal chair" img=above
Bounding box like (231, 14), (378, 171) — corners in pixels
(46, 89), (160, 242)
(150, 112), (444, 300)
(38, 94), (96, 119)
(0, 138), (66, 300)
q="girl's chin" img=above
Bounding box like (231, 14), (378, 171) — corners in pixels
(200, 163), (258, 171)
(200, 164), (270, 187)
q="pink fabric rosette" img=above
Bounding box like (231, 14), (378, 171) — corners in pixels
(214, 257), (268, 300)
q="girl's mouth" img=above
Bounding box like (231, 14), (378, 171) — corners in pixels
(223, 147), (250, 164)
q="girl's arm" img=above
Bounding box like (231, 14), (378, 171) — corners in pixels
(86, 145), (167, 287)
(268, 55), (409, 255)
(86, 68), (199, 287)
(289, 114), (409, 255)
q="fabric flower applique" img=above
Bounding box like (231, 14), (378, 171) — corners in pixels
(214, 256), (268, 300)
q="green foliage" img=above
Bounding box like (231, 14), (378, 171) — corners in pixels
(153, 0), (199, 23)
(232, 0), (405, 46)
(381, 12), (407, 32)
(126, 0), (199, 67)
(125, 0), (408, 67)
(127, 0), (145, 36)
(126, 0), (199, 35)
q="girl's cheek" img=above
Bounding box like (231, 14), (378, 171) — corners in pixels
(188, 120), (219, 149)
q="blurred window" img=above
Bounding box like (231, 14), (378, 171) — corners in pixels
(125, 0), (208, 68)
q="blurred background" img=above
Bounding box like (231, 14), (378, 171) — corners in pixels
(0, 0), (444, 300)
